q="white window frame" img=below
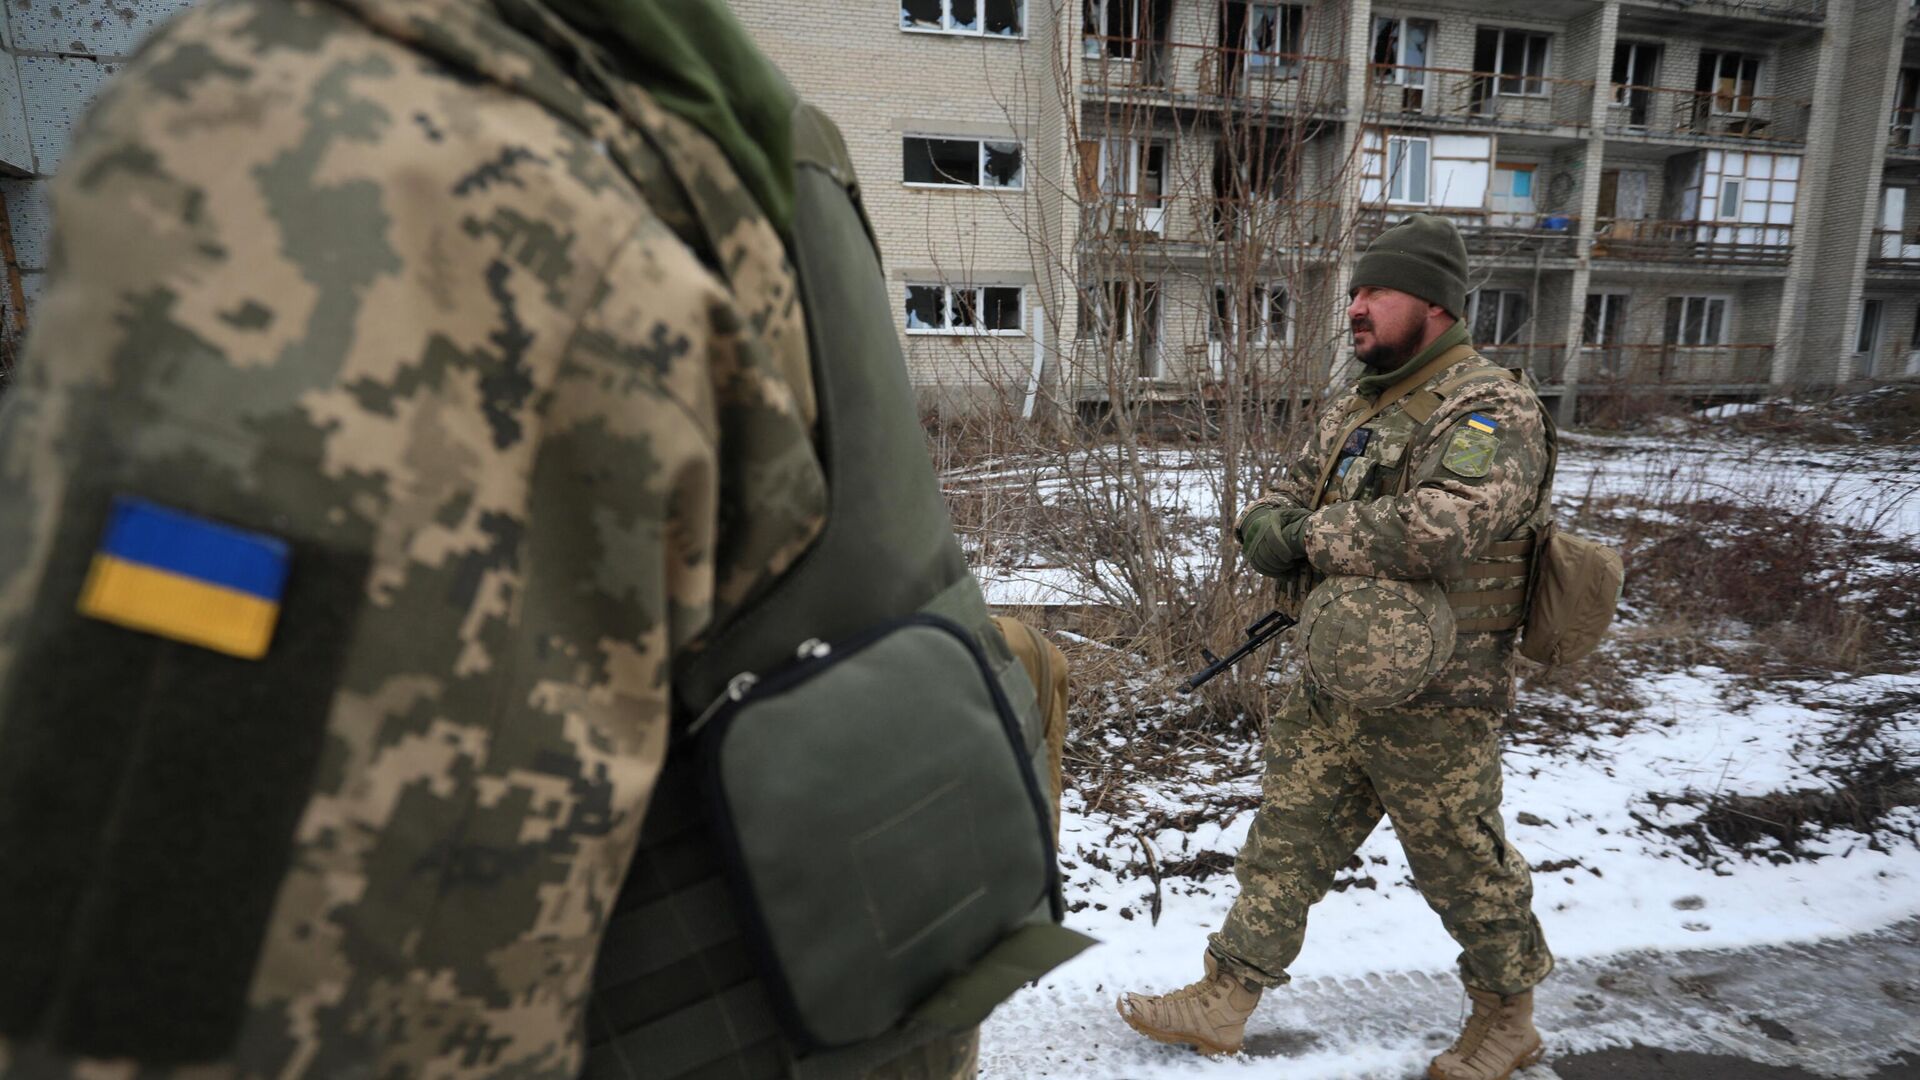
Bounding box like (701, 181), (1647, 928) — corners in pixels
(1386, 135), (1430, 204)
(1701, 51), (1762, 117)
(1485, 27), (1551, 98)
(905, 283), (1026, 336)
(1717, 178), (1743, 220)
(1239, 3), (1306, 76)
(1468, 288), (1530, 345)
(1667, 295), (1731, 348)
(1209, 283), (1292, 347)
(1372, 16), (1435, 87)
(1083, 0), (1138, 59)
(902, 0), (1027, 38)
(1612, 41), (1658, 105)
(1080, 280), (1163, 376)
(902, 135), (1025, 191)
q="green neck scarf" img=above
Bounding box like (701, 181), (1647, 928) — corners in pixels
(542, 0), (796, 233)
(1353, 319), (1470, 399)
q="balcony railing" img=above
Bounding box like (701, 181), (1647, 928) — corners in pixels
(1366, 66), (1594, 130)
(1479, 342), (1570, 384)
(1592, 218), (1793, 265)
(1357, 208), (1581, 259)
(1869, 229), (1920, 270)
(1579, 344), (1775, 385)
(1080, 36), (1346, 113)
(1890, 108), (1920, 157)
(1079, 194), (1342, 251)
(1604, 84), (1811, 144)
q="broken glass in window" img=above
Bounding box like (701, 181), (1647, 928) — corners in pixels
(902, 0), (942, 31)
(906, 285), (947, 330)
(949, 0), (979, 32)
(982, 142), (1024, 188)
(953, 288), (981, 329)
(984, 287), (1023, 331)
(986, 0), (1022, 35)
(905, 137), (980, 185)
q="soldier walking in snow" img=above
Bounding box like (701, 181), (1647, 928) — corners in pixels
(1119, 214), (1557, 1080)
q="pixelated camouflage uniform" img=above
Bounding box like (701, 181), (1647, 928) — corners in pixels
(1214, 333), (1556, 996)
(0, 0), (1047, 1076)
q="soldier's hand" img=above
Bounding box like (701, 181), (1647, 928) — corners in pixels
(1239, 506), (1312, 577)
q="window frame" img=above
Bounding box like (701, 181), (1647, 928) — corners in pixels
(1372, 16), (1435, 87)
(1665, 295), (1732, 348)
(1611, 40), (1659, 105)
(1386, 134), (1431, 205)
(902, 0), (1027, 39)
(902, 135), (1026, 191)
(1209, 282), (1292, 347)
(1701, 51), (1762, 117)
(1239, 3), (1307, 76)
(1083, 0), (1139, 59)
(1468, 287), (1531, 346)
(905, 283), (1027, 336)
(1484, 27), (1551, 98)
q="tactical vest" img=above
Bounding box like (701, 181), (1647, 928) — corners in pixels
(1311, 346), (1553, 651)
(577, 96), (1065, 1080)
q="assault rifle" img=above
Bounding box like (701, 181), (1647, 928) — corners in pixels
(1181, 609), (1297, 693)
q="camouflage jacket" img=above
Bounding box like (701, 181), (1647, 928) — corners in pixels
(1241, 343), (1552, 709)
(0, 0), (823, 1076)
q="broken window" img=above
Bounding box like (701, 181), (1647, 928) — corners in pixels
(901, 0), (942, 31)
(983, 142), (1024, 188)
(904, 0), (1021, 36)
(985, 0), (1023, 35)
(1468, 289), (1530, 345)
(906, 284), (1024, 334)
(1474, 28), (1550, 97)
(1241, 4), (1305, 75)
(1371, 16), (1431, 85)
(1697, 51), (1761, 116)
(904, 136), (1024, 189)
(906, 286), (948, 331)
(1084, 0), (1137, 59)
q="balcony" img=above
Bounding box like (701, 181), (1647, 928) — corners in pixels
(1604, 85), (1811, 145)
(1357, 208), (1582, 260)
(1366, 66), (1595, 133)
(1579, 344), (1775, 385)
(1868, 229), (1920, 274)
(1890, 109), (1920, 159)
(1479, 342), (1570, 385)
(1617, 0), (1824, 26)
(1079, 37), (1346, 116)
(1592, 218), (1794, 266)
(1079, 195), (1341, 259)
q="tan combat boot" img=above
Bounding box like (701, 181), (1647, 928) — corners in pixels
(1427, 986), (1545, 1080)
(1115, 952), (1261, 1056)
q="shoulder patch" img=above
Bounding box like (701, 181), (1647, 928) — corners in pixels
(77, 497), (290, 660)
(1441, 427), (1499, 478)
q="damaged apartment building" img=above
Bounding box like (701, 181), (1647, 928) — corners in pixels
(1, 2), (1917, 419)
(733, 0), (1920, 420)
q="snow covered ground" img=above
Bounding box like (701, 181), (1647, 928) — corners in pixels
(966, 423), (1920, 1078)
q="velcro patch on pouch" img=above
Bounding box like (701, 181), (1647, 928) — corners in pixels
(77, 496), (290, 659)
(1441, 427), (1499, 478)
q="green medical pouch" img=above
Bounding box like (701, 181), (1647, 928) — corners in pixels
(698, 613), (1064, 1051)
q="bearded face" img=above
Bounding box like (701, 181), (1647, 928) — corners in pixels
(1347, 286), (1437, 370)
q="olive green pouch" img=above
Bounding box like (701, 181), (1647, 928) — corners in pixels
(698, 613), (1079, 1051)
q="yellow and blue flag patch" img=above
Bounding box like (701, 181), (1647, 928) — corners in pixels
(1465, 412), (1499, 435)
(77, 497), (290, 660)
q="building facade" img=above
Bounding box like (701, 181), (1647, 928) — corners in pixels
(1, 1), (1916, 416)
(737, 0), (1920, 419)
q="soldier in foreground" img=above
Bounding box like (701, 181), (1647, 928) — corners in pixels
(0, 0), (1080, 1077)
(1119, 214), (1556, 1080)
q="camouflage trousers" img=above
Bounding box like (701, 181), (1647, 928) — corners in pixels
(1209, 685), (1552, 996)
(864, 617), (1069, 1080)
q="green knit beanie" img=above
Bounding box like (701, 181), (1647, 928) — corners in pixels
(1350, 213), (1469, 319)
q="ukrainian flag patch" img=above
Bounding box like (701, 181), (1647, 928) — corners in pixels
(1466, 413), (1499, 434)
(77, 497), (290, 660)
